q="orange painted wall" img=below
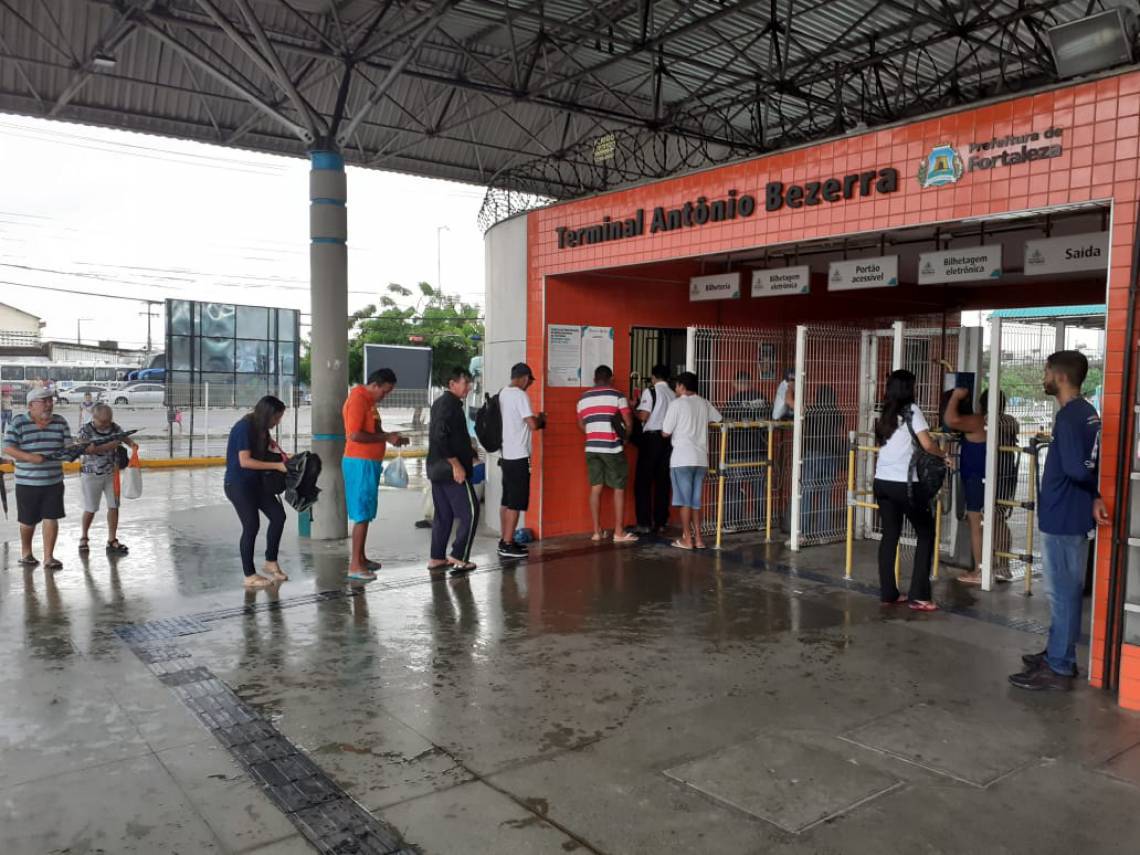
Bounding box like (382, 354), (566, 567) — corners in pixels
(523, 71), (1140, 701)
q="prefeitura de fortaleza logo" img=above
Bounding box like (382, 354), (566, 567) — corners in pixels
(917, 144), (965, 188)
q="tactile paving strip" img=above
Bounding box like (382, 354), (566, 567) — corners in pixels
(115, 619), (416, 854)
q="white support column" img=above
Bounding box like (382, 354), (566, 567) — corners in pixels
(980, 316), (1002, 591)
(308, 150), (349, 539)
(685, 326), (697, 373)
(1054, 320), (1066, 355)
(892, 320), (904, 371)
(790, 324), (807, 551)
(203, 382), (210, 457)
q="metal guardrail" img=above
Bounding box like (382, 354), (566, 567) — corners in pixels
(843, 430), (1046, 594)
(708, 419), (790, 550)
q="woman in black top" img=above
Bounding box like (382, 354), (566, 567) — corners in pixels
(426, 367), (479, 573)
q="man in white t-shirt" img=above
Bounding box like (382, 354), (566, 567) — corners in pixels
(634, 363), (674, 534)
(661, 371), (722, 550)
(498, 362), (544, 558)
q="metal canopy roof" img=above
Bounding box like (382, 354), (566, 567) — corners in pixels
(0, 1), (1122, 224)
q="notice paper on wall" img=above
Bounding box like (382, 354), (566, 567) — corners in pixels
(828, 255), (899, 291)
(580, 326), (615, 384)
(547, 324), (583, 386)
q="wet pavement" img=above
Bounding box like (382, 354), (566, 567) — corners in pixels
(2, 470), (1139, 854)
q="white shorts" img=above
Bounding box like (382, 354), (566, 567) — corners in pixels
(80, 472), (119, 513)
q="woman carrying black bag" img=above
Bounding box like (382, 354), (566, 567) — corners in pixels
(224, 395), (289, 589)
(873, 370), (947, 611)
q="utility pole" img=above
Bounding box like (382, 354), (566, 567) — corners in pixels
(436, 225), (449, 290)
(139, 301), (161, 364)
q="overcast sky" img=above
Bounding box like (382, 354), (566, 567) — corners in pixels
(0, 114), (487, 352)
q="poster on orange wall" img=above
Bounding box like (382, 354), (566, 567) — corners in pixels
(547, 324), (582, 386)
(580, 326), (614, 385)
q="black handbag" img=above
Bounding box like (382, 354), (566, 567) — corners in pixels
(257, 444), (286, 495)
(427, 457), (454, 483)
(902, 406), (946, 505)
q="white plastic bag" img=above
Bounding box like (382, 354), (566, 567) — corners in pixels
(381, 456), (408, 489)
(121, 449), (142, 499)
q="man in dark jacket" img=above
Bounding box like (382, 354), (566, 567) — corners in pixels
(427, 367), (480, 573)
(1009, 350), (1109, 691)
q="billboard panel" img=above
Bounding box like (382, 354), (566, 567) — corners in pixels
(363, 344), (432, 408)
(165, 299), (300, 408)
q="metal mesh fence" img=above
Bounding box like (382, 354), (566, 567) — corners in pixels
(799, 325), (863, 547)
(49, 382), (434, 460)
(690, 325), (793, 536)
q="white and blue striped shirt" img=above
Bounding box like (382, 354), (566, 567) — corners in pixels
(3, 413), (71, 486)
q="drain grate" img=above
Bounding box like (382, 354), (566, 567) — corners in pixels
(115, 622), (416, 854)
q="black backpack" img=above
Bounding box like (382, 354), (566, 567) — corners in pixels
(902, 406), (947, 505)
(630, 384), (657, 446)
(284, 451), (322, 513)
(475, 393), (503, 453)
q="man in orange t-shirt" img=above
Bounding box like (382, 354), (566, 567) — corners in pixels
(342, 368), (406, 582)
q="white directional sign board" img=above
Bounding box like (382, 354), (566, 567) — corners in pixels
(689, 272), (742, 302)
(918, 245), (1003, 284)
(827, 256), (898, 291)
(1023, 232), (1109, 275)
(752, 266), (811, 297)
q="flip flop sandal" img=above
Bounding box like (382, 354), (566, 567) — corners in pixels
(78, 539), (90, 554)
(44, 559), (63, 571)
(346, 570), (377, 583)
(106, 540), (129, 555)
(908, 600), (939, 612)
(447, 561), (476, 574)
(18, 555), (39, 567)
(243, 575), (273, 590)
(671, 539), (694, 550)
(364, 559), (382, 571)
(426, 561), (450, 571)
(612, 533), (639, 544)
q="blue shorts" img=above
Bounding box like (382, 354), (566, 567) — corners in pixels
(670, 466), (707, 509)
(343, 457), (382, 523)
(963, 476), (984, 513)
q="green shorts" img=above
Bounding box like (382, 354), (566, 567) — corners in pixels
(586, 451), (628, 489)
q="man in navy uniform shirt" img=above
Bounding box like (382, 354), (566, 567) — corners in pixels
(1010, 350), (1109, 691)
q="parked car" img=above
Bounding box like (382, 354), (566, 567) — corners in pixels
(111, 383), (165, 406)
(57, 384), (109, 404)
(137, 367), (166, 382)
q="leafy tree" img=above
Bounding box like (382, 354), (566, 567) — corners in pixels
(347, 282), (482, 385)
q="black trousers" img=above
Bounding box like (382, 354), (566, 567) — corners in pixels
(225, 482), (286, 577)
(431, 479), (480, 562)
(873, 479), (934, 602)
(634, 432), (671, 528)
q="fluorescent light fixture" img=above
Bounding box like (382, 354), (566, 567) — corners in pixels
(92, 52), (117, 69)
(1047, 9), (1135, 79)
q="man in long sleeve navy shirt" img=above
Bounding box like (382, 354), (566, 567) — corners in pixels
(1010, 350), (1109, 691)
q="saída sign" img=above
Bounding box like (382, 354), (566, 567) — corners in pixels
(554, 168), (899, 250)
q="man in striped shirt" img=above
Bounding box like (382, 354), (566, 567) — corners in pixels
(3, 387), (73, 570)
(576, 365), (637, 543)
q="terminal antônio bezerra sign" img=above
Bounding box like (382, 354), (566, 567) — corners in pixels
(554, 168), (899, 250)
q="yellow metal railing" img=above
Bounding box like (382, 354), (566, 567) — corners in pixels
(844, 430), (1044, 592)
(710, 420), (790, 549)
(843, 431), (944, 584)
(992, 437), (1046, 595)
